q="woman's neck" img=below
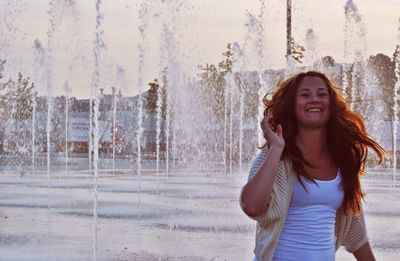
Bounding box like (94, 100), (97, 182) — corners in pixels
(296, 128), (328, 157)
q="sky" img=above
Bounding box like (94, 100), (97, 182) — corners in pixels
(0, 0), (399, 98)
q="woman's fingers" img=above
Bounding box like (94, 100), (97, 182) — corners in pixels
(261, 115), (273, 135)
(276, 124), (283, 137)
(261, 115), (279, 138)
(261, 117), (285, 148)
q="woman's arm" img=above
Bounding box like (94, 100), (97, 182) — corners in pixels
(240, 145), (283, 217)
(341, 207), (375, 260)
(353, 241), (375, 261)
(240, 115), (285, 218)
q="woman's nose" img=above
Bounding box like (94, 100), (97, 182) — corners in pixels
(310, 95), (320, 103)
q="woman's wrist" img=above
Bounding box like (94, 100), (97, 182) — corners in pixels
(269, 144), (284, 153)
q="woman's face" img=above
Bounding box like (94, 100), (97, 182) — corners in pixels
(295, 76), (330, 129)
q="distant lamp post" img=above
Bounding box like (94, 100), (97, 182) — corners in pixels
(287, 0), (292, 60)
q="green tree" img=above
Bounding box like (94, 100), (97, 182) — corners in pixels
(367, 53), (396, 119)
(0, 60), (34, 122)
(146, 78), (167, 118)
(0, 60), (34, 157)
(146, 79), (159, 114)
(199, 43), (235, 118)
(317, 56), (343, 87)
(219, 43), (233, 74)
(13, 73), (34, 122)
(0, 59), (9, 123)
(0, 59), (5, 79)
(288, 38), (305, 64)
(321, 56), (335, 67)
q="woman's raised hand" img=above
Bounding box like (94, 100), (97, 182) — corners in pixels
(260, 115), (285, 150)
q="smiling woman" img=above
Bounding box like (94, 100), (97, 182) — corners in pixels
(240, 71), (387, 261)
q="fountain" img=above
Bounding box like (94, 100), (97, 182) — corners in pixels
(393, 18), (400, 187)
(304, 28), (319, 67)
(0, 1), (399, 260)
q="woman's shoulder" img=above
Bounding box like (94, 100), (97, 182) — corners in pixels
(248, 148), (292, 181)
(247, 149), (267, 180)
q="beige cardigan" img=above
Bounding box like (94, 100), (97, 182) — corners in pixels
(241, 149), (369, 261)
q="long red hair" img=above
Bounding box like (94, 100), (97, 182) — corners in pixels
(262, 71), (386, 215)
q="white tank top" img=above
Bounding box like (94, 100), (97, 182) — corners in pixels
(272, 172), (344, 261)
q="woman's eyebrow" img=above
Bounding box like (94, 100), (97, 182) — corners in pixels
(298, 87), (328, 93)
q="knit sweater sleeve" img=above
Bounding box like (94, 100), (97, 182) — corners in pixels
(240, 149), (290, 226)
(239, 149), (269, 221)
(248, 149), (269, 181)
(342, 208), (369, 253)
